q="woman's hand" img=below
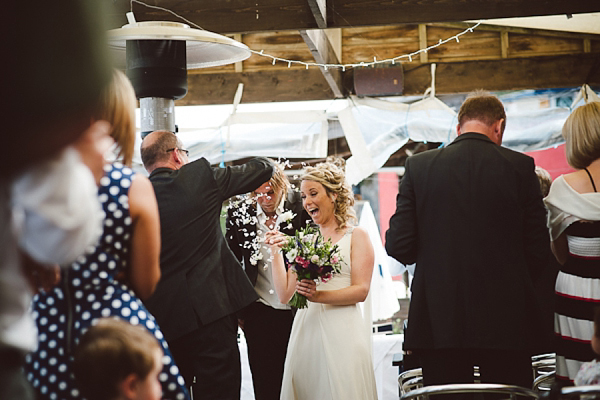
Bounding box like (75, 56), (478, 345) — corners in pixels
(265, 230), (287, 249)
(296, 279), (318, 301)
(268, 230), (297, 304)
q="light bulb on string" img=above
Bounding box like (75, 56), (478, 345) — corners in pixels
(124, 2), (482, 73)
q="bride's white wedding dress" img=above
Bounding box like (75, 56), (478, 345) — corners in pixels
(280, 228), (378, 400)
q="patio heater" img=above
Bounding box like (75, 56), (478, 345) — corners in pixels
(108, 16), (251, 138)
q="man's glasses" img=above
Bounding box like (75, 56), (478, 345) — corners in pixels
(166, 148), (189, 156)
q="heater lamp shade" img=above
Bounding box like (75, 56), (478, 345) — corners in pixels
(108, 21), (251, 69)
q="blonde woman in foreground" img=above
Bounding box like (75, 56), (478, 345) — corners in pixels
(25, 70), (189, 400)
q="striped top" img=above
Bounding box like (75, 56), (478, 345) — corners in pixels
(546, 175), (600, 383)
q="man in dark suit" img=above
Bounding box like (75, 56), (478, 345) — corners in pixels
(140, 130), (273, 399)
(385, 91), (551, 389)
(226, 162), (310, 400)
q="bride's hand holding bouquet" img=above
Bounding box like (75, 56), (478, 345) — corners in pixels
(266, 225), (344, 309)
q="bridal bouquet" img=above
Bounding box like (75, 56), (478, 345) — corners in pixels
(281, 225), (344, 309)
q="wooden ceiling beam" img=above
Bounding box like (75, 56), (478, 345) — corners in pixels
(107, 0), (600, 34)
(400, 53), (600, 95)
(307, 0), (328, 29)
(428, 22), (600, 41)
(177, 53), (600, 105)
(299, 29), (345, 97)
(330, 0), (600, 29)
(179, 68), (335, 105)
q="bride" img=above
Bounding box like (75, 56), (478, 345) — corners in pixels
(266, 159), (378, 400)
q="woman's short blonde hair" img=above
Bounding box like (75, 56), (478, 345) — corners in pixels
(563, 102), (600, 169)
(94, 69), (137, 166)
(301, 157), (356, 230)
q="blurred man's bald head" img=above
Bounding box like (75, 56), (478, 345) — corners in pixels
(140, 131), (179, 173)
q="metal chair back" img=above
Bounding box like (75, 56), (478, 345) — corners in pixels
(400, 383), (540, 400)
(560, 386), (600, 399)
(399, 368), (423, 395)
(533, 371), (555, 392)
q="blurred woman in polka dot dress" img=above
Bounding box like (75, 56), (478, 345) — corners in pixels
(24, 70), (190, 400)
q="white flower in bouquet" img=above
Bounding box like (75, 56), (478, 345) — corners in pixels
(302, 234), (315, 243)
(310, 255), (320, 264)
(286, 248), (298, 262)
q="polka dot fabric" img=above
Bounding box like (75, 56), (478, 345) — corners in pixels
(25, 163), (189, 400)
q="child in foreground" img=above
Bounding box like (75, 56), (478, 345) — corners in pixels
(73, 318), (163, 400)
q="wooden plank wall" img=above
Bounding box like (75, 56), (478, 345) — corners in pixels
(190, 24), (599, 72)
(181, 24), (600, 105)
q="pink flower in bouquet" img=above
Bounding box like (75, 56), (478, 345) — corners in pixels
(295, 256), (309, 267)
(331, 255), (339, 264)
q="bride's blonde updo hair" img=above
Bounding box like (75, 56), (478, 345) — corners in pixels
(301, 156), (357, 230)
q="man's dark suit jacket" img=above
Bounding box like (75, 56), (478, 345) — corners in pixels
(385, 133), (551, 354)
(145, 157), (273, 342)
(226, 190), (310, 286)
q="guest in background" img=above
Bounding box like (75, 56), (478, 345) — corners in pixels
(73, 318), (164, 400)
(141, 131), (273, 399)
(536, 166), (553, 198)
(2, 2), (112, 399)
(386, 90), (551, 390)
(226, 161), (310, 400)
(25, 70), (190, 400)
(534, 166), (560, 355)
(544, 102), (600, 385)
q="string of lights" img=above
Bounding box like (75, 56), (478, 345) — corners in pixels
(130, 0), (482, 71)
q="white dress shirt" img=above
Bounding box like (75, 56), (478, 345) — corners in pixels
(255, 200), (291, 310)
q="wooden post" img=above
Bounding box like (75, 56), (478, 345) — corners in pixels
(300, 29), (345, 97)
(418, 24), (428, 63)
(234, 34), (243, 72)
(501, 30), (509, 59)
(325, 28), (342, 64)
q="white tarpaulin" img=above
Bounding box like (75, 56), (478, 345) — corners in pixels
(185, 110), (329, 164)
(342, 95), (457, 185)
(131, 86), (598, 185)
